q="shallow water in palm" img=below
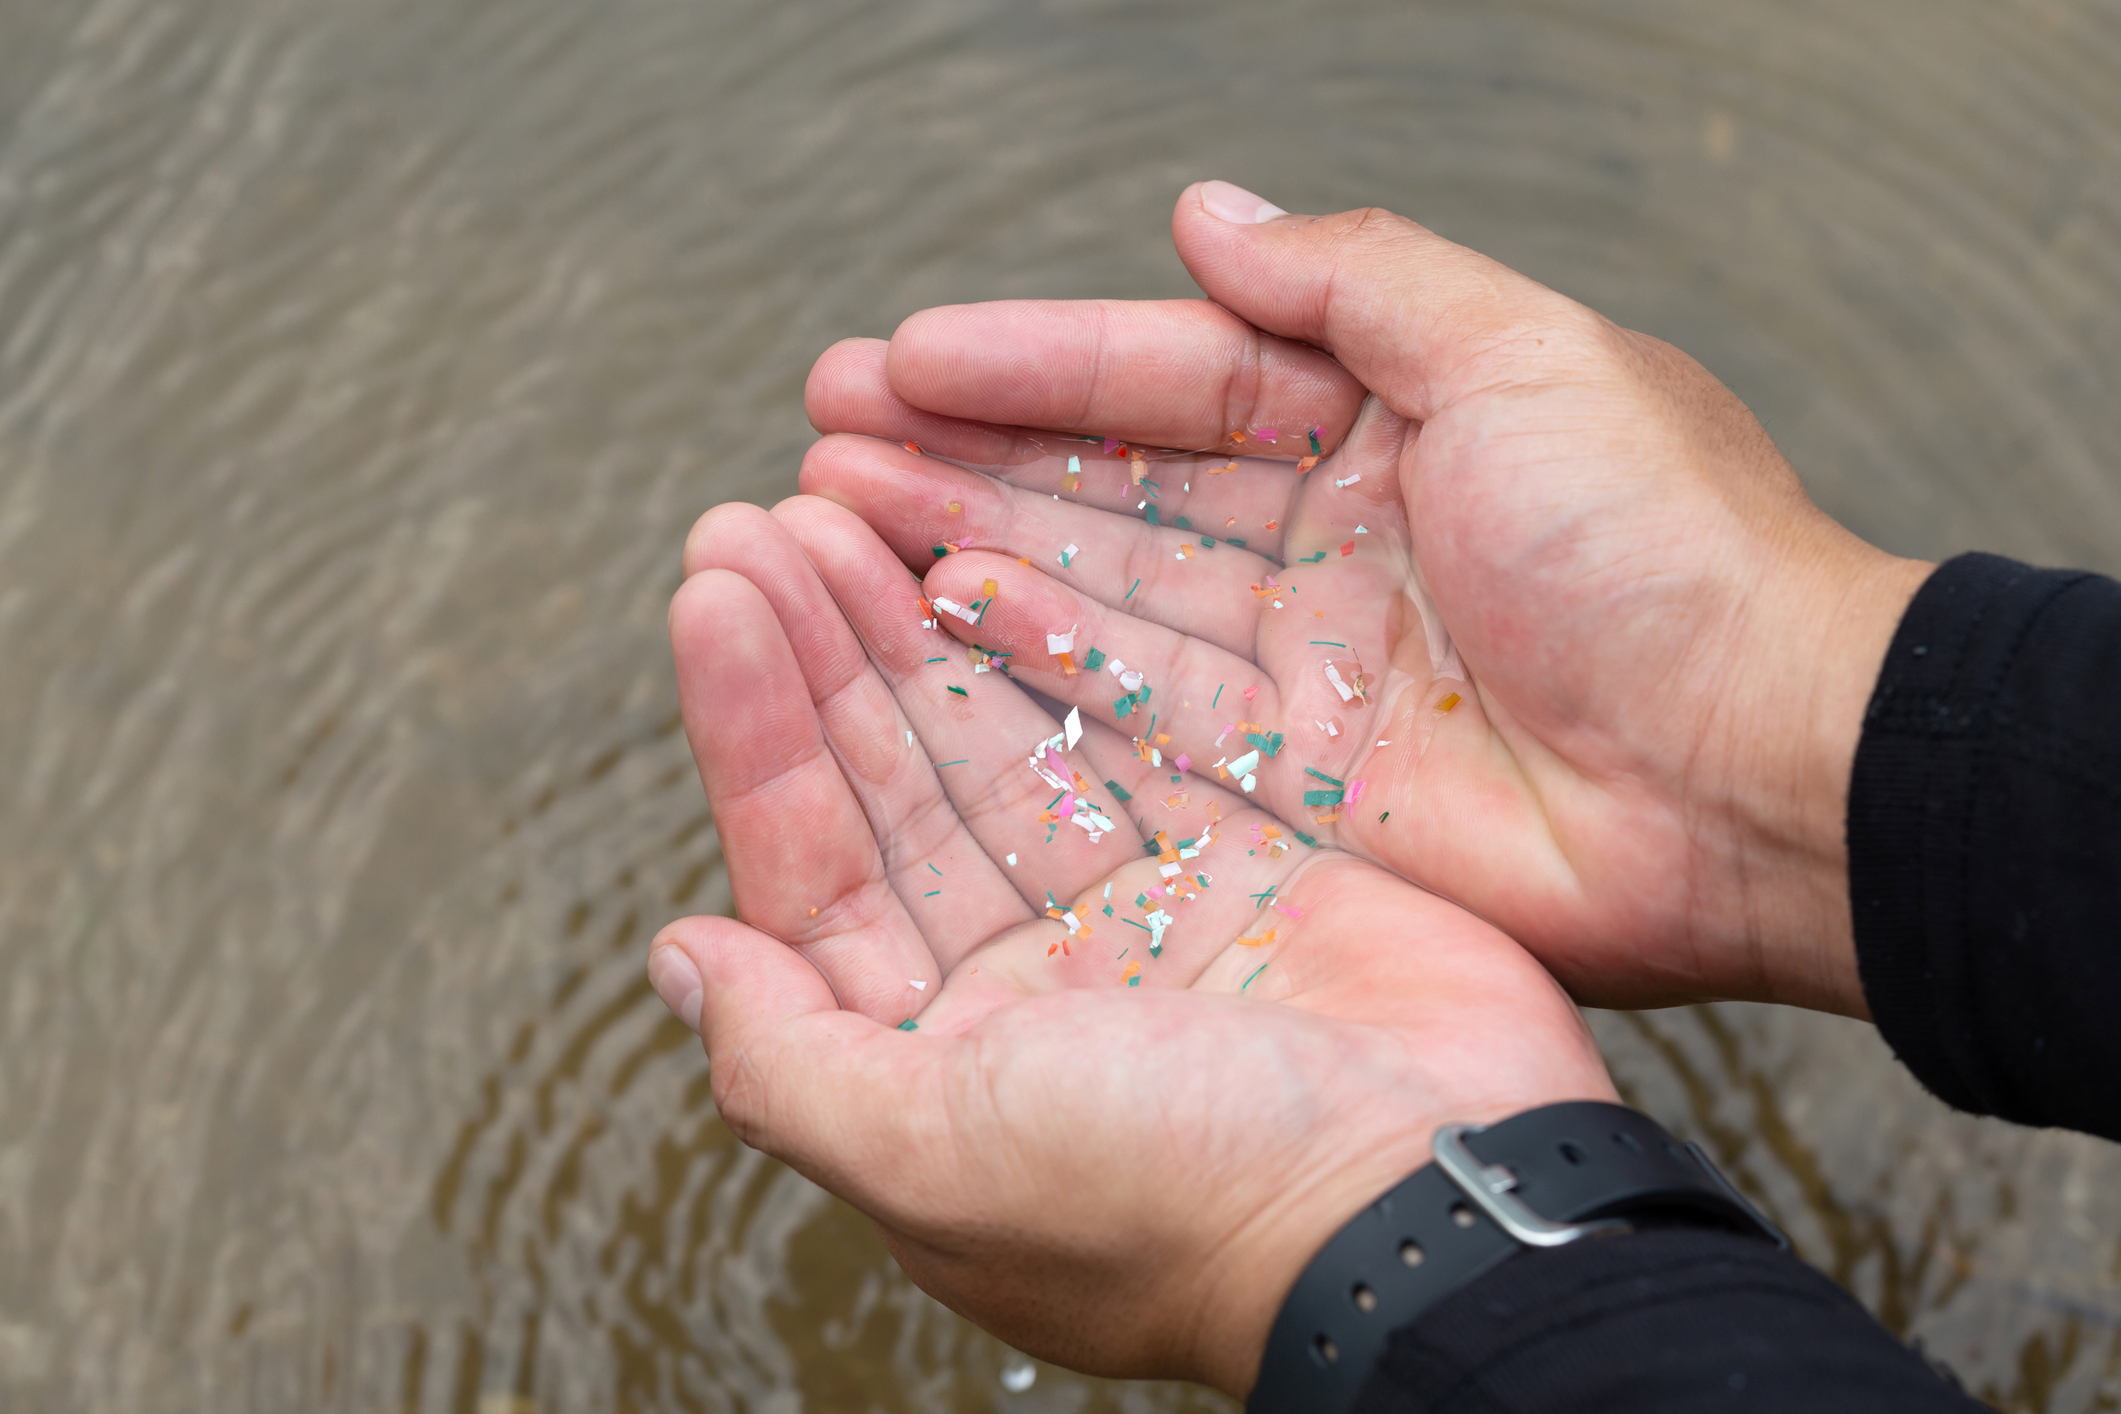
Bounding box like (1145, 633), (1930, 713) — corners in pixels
(3, 1), (2120, 1409)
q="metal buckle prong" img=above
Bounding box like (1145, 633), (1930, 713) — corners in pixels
(1431, 1124), (1631, 1248)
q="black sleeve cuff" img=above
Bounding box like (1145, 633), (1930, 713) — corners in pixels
(1848, 552), (2121, 1141)
(1351, 1229), (1978, 1413)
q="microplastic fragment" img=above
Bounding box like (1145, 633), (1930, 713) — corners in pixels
(1347, 780), (1367, 805)
(1227, 749), (1261, 777)
(935, 758), (968, 767)
(926, 656), (948, 664)
(1006, 852), (1018, 865)
(1069, 454), (1082, 477)
(1047, 626), (1078, 655)
(1304, 767), (1345, 787)
(1174, 753), (1191, 772)
(932, 546), (949, 558)
(1355, 525), (1369, 534)
(1377, 739), (1391, 746)
(1241, 962), (1269, 992)
(931, 596), (981, 625)
(1296, 456), (1318, 474)
(1126, 578), (1142, 599)
(1436, 692), (1462, 713)
(1309, 428), (1322, 454)
(1340, 541), (1355, 557)
(1241, 774), (1258, 793)
(1300, 551), (1326, 563)
(906, 730), (915, 747)
(1105, 779), (1133, 802)
(909, 979), (927, 990)
(1103, 437), (1120, 454)
(1256, 427), (1279, 440)
(1325, 664), (1356, 703)
(1302, 789), (1344, 806)
(1294, 830), (1319, 847)
(898, 1020), (918, 1030)
(1064, 706), (1083, 750)
(923, 889), (941, 898)
(1083, 647), (1107, 671)
(947, 685), (968, 697)
(1212, 684), (1224, 708)
(1119, 669), (1144, 692)
(1334, 474), (1363, 488)
(1310, 640), (1348, 649)
(1144, 504), (1160, 526)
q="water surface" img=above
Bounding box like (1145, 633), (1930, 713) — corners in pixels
(3, 1), (2120, 1409)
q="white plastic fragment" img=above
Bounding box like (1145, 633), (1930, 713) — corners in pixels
(1007, 852), (1018, 865)
(1047, 625), (1078, 655)
(1057, 542), (1079, 568)
(906, 730), (915, 747)
(1325, 663), (1356, 703)
(1145, 908), (1174, 955)
(1106, 657), (1128, 677)
(1068, 455), (1081, 478)
(1061, 910), (1082, 931)
(1119, 669), (1144, 692)
(1355, 524), (1369, 534)
(932, 596), (982, 626)
(1335, 473), (1363, 488)
(1064, 706), (1083, 750)
(1376, 739), (1391, 747)
(1227, 749), (1261, 777)
(1241, 773), (1258, 793)
(909, 979), (927, 991)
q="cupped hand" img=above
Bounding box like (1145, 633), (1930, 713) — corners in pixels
(652, 498), (1614, 1394)
(796, 182), (1934, 1016)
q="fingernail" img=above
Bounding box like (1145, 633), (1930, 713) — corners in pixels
(648, 946), (704, 1031)
(1200, 180), (1287, 224)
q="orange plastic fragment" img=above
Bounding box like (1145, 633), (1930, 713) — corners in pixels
(905, 441), (924, 455)
(1436, 692), (1462, 713)
(982, 578), (999, 597)
(1057, 652), (1079, 676)
(1339, 541), (1355, 556)
(1297, 455), (1318, 473)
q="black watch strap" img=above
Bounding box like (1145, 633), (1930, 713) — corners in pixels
(1246, 1101), (1787, 1414)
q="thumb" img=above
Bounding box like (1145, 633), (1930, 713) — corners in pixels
(650, 915), (936, 1202)
(1172, 181), (1590, 424)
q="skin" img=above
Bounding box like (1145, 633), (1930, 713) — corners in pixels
(798, 181), (1933, 1018)
(652, 501), (1615, 1396)
(649, 186), (1928, 1393)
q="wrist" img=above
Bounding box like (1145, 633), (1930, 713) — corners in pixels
(1719, 538), (1933, 1017)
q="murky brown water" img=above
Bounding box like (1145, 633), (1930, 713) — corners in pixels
(3, 0), (2120, 1409)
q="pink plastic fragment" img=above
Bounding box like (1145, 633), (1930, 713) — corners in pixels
(1102, 437), (1121, 454)
(1058, 795), (1077, 818)
(1256, 427), (1279, 440)
(1346, 779), (1367, 805)
(1243, 685), (1259, 701)
(1274, 903), (1306, 919)
(1174, 753), (1192, 772)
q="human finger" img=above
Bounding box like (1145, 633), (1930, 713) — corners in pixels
(800, 433), (1286, 653)
(669, 570), (939, 1023)
(879, 299), (1368, 456)
(1170, 181), (1594, 424)
(773, 496), (1154, 918)
(682, 503), (1036, 970)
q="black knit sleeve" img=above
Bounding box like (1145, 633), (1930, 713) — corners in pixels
(1849, 552), (2121, 1141)
(1348, 1229), (1980, 1412)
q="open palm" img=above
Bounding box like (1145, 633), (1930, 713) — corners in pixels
(797, 187), (1931, 1015)
(658, 497), (1613, 1392)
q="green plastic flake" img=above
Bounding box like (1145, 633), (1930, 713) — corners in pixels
(1241, 962), (1269, 992)
(1173, 515), (1192, 530)
(1127, 975), (1141, 987)
(935, 759), (968, 768)
(1300, 551), (1327, 564)
(1083, 647), (1107, 671)
(1304, 768), (1345, 787)
(898, 1020), (919, 1030)
(947, 685), (969, 697)
(1309, 428), (1322, 455)
(1105, 779), (1133, 802)
(1308, 640), (1347, 648)
(1144, 504), (1160, 526)
(1245, 731), (1284, 756)
(1227, 537), (1247, 549)
(1123, 918), (1152, 932)
(1114, 696), (1134, 718)
(1136, 892), (1151, 906)
(1103, 904), (1114, 916)
(1176, 837), (1196, 850)
(1125, 578), (1142, 599)
(1380, 811), (1391, 822)
(1201, 536), (1216, 548)
(1294, 830), (1319, 848)
(1302, 789), (1345, 807)
(1212, 684), (1224, 708)
(926, 656), (948, 663)
(923, 888), (942, 897)
(1046, 791), (1066, 810)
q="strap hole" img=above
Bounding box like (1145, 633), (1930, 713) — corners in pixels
(1313, 1333), (1340, 1364)
(1351, 1283), (1378, 1313)
(1450, 1203), (1476, 1228)
(1398, 1240), (1425, 1267)
(1558, 1141), (1585, 1165)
